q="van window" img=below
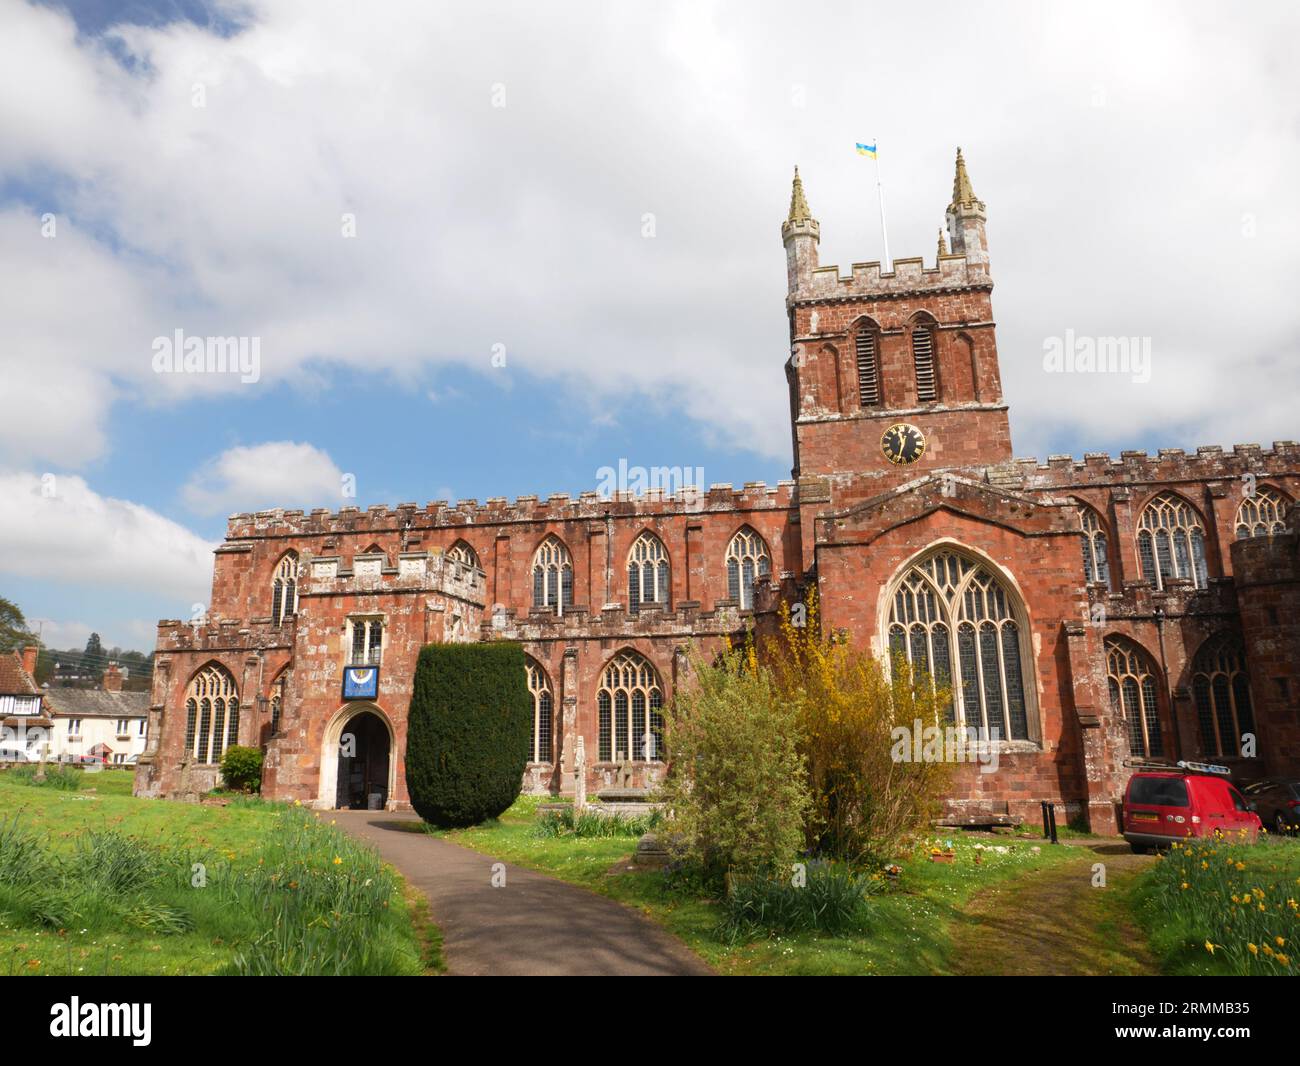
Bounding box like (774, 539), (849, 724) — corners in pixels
(1228, 787), (1248, 812)
(1129, 776), (1188, 807)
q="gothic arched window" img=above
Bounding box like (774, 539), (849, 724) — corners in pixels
(1105, 637), (1163, 759)
(628, 531), (669, 613)
(853, 319), (881, 407)
(447, 540), (479, 568)
(726, 527), (771, 610)
(1136, 492), (1208, 590)
(269, 672), (287, 737)
(271, 552), (298, 626)
(525, 658), (553, 763)
(1235, 487), (1288, 539)
(910, 315), (939, 402)
(532, 536), (574, 613)
(183, 663), (239, 765)
(1078, 503), (1111, 588)
(596, 651), (664, 763)
(885, 549), (1033, 741)
(1191, 634), (1255, 759)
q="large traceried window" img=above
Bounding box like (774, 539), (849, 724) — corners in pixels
(1235, 488), (1288, 538)
(271, 552), (298, 626)
(1078, 503), (1111, 588)
(532, 536), (574, 613)
(885, 549), (1032, 741)
(446, 540), (480, 568)
(910, 316), (938, 402)
(854, 321), (881, 406)
(1105, 637), (1164, 759)
(726, 527), (771, 610)
(1137, 492), (1208, 590)
(525, 658), (553, 763)
(597, 651), (664, 763)
(183, 663), (240, 765)
(1192, 634), (1255, 759)
(628, 531), (669, 613)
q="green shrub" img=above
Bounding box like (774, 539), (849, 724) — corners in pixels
(534, 806), (662, 838)
(656, 643), (810, 884)
(405, 642), (531, 828)
(220, 745), (263, 793)
(717, 861), (881, 943)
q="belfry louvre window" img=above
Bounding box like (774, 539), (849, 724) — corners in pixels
(532, 536), (574, 613)
(1192, 634), (1255, 759)
(628, 531), (669, 613)
(271, 552), (298, 626)
(596, 651), (664, 763)
(525, 659), (553, 763)
(855, 330), (880, 406)
(1136, 492), (1208, 590)
(350, 618), (383, 666)
(725, 527), (771, 610)
(912, 324), (938, 402)
(1105, 637), (1163, 758)
(183, 664), (239, 765)
(885, 549), (1031, 741)
(1078, 504), (1111, 588)
(1235, 488), (1287, 538)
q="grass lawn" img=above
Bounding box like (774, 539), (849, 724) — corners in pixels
(431, 796), (1083, 975)
(0, 768), (441, 976)
(1130, 833), (1300, 976)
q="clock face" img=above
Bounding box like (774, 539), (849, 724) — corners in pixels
(881, 423), (927, 466)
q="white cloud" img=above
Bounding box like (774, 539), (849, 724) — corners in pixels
(0, 0), (1297, 467)
(0, 470), (215, 602)
(181, 440), (344, 515)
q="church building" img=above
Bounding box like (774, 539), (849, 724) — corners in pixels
(134, 151), (1300, 833)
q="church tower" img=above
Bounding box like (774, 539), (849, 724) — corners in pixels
(784, 149), (1013, 514)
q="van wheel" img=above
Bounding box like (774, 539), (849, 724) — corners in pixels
(1130, 843), (1149, 855)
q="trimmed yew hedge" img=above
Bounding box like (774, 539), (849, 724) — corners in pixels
(405, 642), (531, 827)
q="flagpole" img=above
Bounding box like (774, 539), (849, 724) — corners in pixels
(874, 138), (892, 273)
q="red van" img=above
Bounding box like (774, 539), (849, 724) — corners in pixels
(1122, 763), (1262, 853)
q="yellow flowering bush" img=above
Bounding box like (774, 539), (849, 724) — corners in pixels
(769, 590), (954, 863)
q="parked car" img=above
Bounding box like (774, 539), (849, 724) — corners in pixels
(1123, 762), (1262, 853)
(61, 753), (107, 766)
(1242, 779), (1300, 836)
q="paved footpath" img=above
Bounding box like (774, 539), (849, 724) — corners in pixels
(330, 810), (712, 976)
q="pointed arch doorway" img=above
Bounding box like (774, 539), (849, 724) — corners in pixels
(333, 709), (391, 810)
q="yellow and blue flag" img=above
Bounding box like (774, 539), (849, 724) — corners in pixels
(855, 142), (877, 158)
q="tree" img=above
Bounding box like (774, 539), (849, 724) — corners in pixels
(405, 642), (531, 828)
(0, 596), (36, 653)
(83, 633), (104, 667)
(657, 642), (811, 883)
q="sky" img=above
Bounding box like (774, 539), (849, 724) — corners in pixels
(1, 0), (1297, 651)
